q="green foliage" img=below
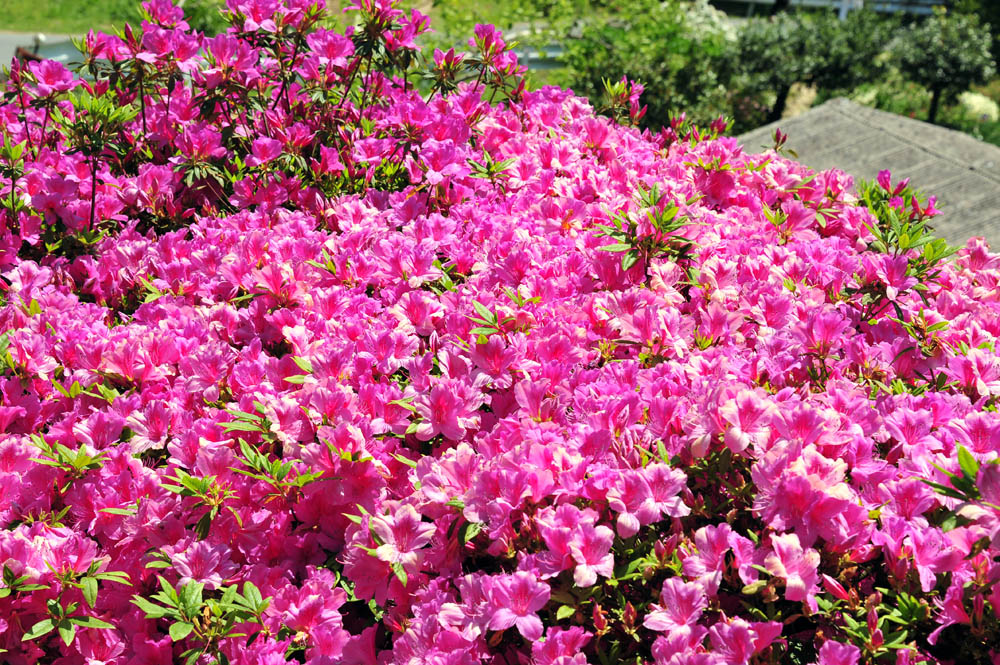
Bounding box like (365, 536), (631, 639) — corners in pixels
(2, 0), (142, 33)
(232, 439), (325, 503)
(895, 8), (996, 123)
(19, 561), (127, 649)
(811, 10), (898, 93)
(427, 0), (588, 52)
(0, 564), (49, 599)
(182, 0), (229, 36)
(161, 470), (242, 539)
(955, 0), (1000, 63)
(738, 10), (893, 123)
(559, 0), (736, 132)
(132, 577), (270, 665)
(856, 178), (955, 277)
(30, 435), (107, 494)
(596, 184), (694, 273)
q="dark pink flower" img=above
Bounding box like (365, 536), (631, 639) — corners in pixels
(486, 571), (550, 640)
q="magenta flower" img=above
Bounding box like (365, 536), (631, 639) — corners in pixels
(486, 571), (550, 640)
(28, 59), (78, 96)
(708, 617), (782, 665)
(247, 137), (283, 167)
(817, 640), (861, 665)
(412, 378), (484, 441)
(370, 504), (436, 569)
(170, 540), (238, 590)
(643, 577), (707, 632)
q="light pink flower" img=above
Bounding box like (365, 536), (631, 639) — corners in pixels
(765, 533), (820, 605)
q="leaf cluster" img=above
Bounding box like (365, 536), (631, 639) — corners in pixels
(132, 577), (270, 665)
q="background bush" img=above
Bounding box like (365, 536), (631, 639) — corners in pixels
(894, 8), (996, 124)
(558, 0), (738, 131)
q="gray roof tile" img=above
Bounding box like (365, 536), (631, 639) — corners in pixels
(739, 98), (1000, 248)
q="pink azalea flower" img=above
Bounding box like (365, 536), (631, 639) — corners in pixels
(412, 378), (484, 441)
(170, 540), (238, 590)
(643, 577), (707, 632)
(764, 533), (820, 606)
(247, 137), (283, 167)
(708, 617), (782, 665)
(817, 640), (861, 665)
(486, 571), (550, 640)
(568, 525), (615, 587)
(371, 503), (436, 569)
(28, 59), (78, 96)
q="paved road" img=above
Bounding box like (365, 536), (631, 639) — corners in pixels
(0, 31), (77, 67)
(739, 98), (1000, 249)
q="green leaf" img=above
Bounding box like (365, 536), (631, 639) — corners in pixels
(598, 243), (633, 252)
(391, 562), (408, 587)
(81, 577), (98, 608)
(283, 374), (309, 384)
(221, 421), (264, 433)
(194, 512), (213, 540)
(556, 605), (576, 620)
(170, 621), (195, 641)
(469, 326), (499, 336)
(621, 251), (639, 271)
(99, 506), (137, 516)
(958, 445), (980, 481)
(292, 356), (314, 373)
(21, 619), (54, 641)
(920, 478), (966, 501)
(392, 453), (418, 468)
(57, 621), (76, 646)
(179, 582), (204, 617)
(69, 615), (114, 629)
(225, 408), (262, 422)
(132, 595), (171, 619)
(387, 398), (417, 413)
(471, 301), (496, 325)
(242, 582), (264, 609)
(459, 520), (484, 544)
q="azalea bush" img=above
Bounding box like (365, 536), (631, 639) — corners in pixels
(4, 1), (1000, 665)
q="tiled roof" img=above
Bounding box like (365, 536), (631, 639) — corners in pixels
(739, 97), (1000, 249)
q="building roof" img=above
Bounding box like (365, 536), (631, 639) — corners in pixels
(738, 97), (1000, 249)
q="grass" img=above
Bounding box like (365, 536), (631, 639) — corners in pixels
(2, 0), (143, 34)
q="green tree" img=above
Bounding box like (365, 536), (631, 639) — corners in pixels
(955, 0), (1000, 63)
(738, 10), (893, 123)
(895, 9), (996, 124)
(737, 12), (822, 123)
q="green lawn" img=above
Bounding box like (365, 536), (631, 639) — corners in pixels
(2, 0), (145, 33)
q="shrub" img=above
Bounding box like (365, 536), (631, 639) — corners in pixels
(4, 1), (1000, 664)
(559, 0), (737, 131)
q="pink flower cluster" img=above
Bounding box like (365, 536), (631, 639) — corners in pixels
(2, 0), (1000, 663)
